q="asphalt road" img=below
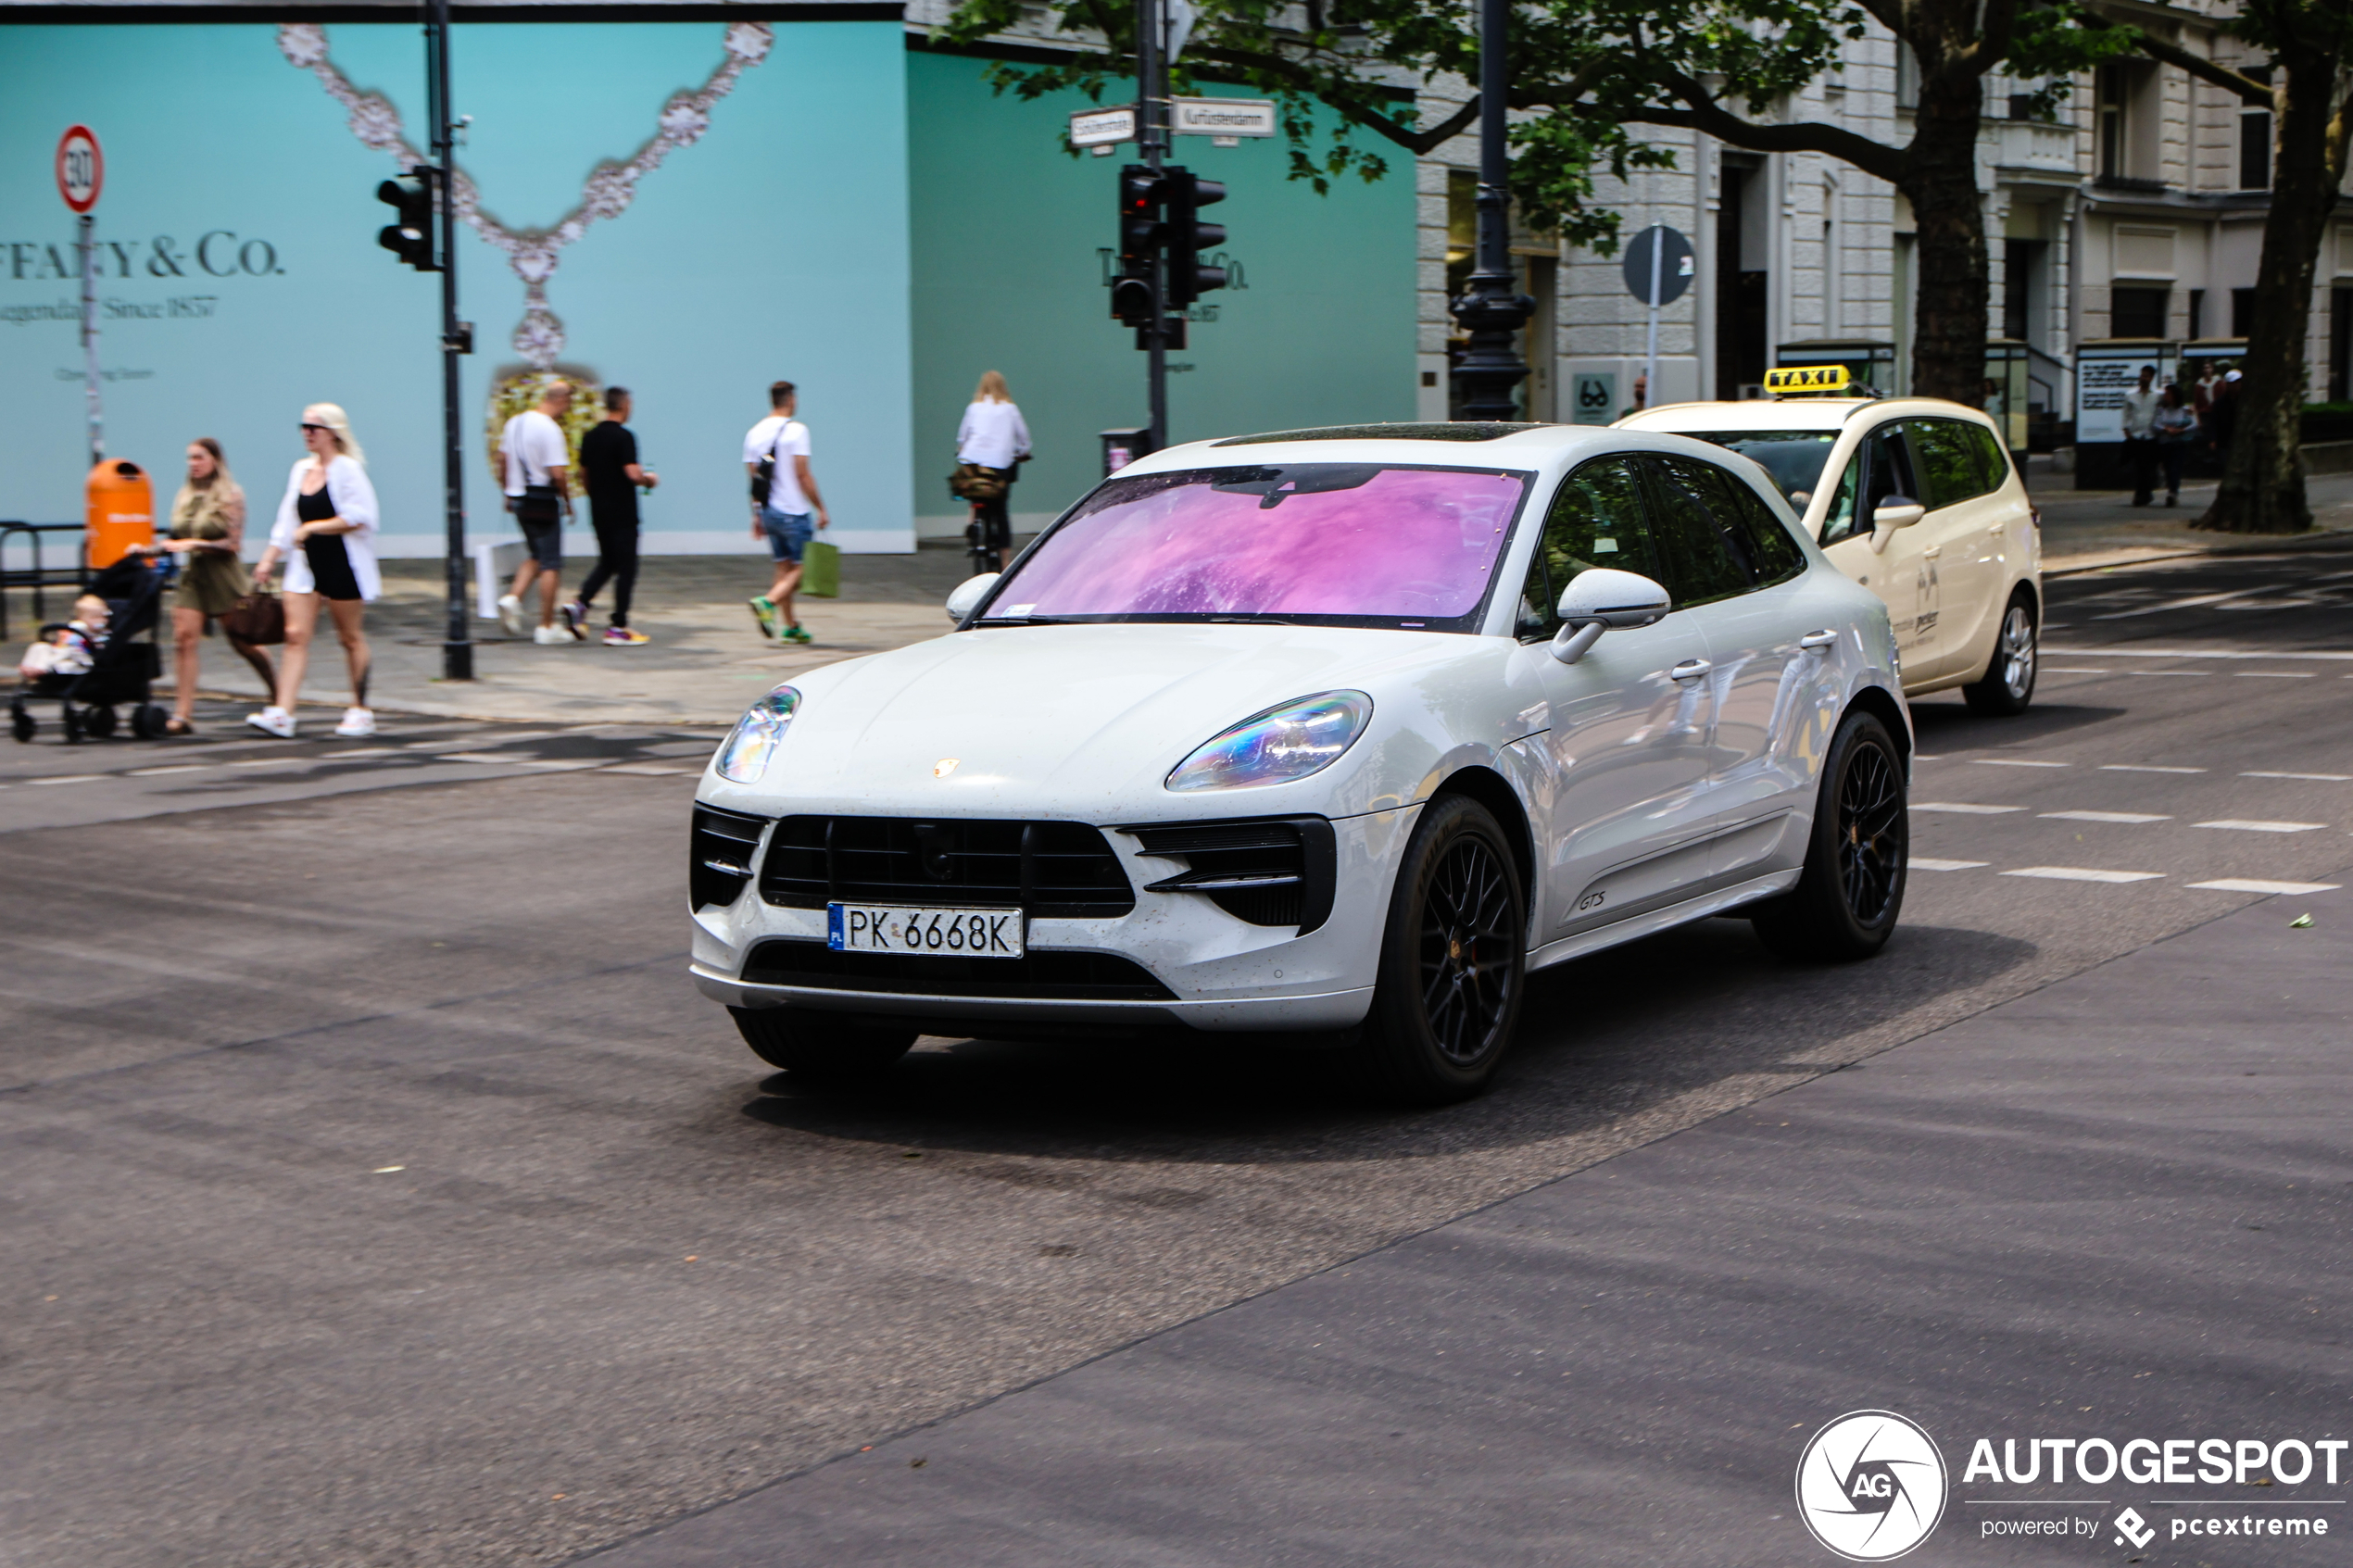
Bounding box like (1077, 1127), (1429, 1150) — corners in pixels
(3, 540), (2349, 1567)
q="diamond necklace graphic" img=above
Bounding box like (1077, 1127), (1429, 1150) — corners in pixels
(279, 20), (772, 367)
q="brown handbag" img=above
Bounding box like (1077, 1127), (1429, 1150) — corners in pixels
(220, 586), (285, 646)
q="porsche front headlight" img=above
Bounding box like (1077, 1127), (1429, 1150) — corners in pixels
(714, 685), (800, 783)
(1165, 690), (1372, 793)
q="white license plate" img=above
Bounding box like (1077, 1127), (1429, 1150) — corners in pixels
(826, 903), (1026, 959)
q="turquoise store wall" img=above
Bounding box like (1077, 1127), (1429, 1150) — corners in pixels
(0, 21), (912, 555)
(904, 50), (1417, 534)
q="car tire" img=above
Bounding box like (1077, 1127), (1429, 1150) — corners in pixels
(728, 1006), (915, 1085)
(1749, 708), (1908, 962)
(1962, 590), (2038, 716)
(1350, 795), (1528, 1106)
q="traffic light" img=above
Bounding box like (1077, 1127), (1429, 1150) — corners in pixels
(1164, 167), (1227, 308)
(1112, 164), (1164, 327)
(376, 168), (439, 271)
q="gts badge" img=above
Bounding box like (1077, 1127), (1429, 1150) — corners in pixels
(1577, 891), (1606, 912)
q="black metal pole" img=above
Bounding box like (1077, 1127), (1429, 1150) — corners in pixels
(1446, 0), (1532, 420)
(430, 0), (472, 682)
(1139, 0), (1167, 453)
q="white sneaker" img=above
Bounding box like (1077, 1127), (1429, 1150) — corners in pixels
(497, 594), (524, 636)
(245, 707), (296, 738)
(334, 707), (375, 737)
(533, 624), (568, 646)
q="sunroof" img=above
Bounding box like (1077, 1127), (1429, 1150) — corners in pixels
(1211, 421), (1551, 446)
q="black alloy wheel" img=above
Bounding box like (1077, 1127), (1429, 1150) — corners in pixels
(1353, 795), (1528, 1104)
(1750, 709), (1909, 961)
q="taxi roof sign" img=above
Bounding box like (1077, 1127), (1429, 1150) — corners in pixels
(1764, 365), (1853, 395)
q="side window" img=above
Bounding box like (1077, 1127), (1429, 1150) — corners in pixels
(1820, 452), (1864, 545)
(1646, 456), (1763, 608)
(1967, 422), (2014, 492)
(1908, 419), (1990, 509)
(1517, 458), (1658, 639)
(1861, 424), (1919, 515)
(1721, 473), (1807, 586)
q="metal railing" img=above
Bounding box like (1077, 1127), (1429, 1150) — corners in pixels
(0, 523), (88, 645)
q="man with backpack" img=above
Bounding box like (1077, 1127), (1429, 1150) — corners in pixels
(741, 380), (829, 644)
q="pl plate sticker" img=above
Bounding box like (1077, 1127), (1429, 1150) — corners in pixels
(1796, 1411), (1948, 1561)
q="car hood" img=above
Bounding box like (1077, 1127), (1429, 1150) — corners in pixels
(699, 621), (1517, 822)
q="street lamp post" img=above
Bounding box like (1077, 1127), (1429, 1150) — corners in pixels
(1446, 0), (1533, 421)
(427, 0), (472, 682)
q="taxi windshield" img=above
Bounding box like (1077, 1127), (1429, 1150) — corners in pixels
(1684, 431), (1840, 509)
(977, 463), (1531, 631)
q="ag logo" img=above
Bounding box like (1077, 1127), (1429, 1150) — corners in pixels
(1794, 1411), (1947, 1561)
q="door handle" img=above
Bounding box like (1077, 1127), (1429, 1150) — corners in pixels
(1798, 629), (1838, 650)
(1669, 658), (1713, 682)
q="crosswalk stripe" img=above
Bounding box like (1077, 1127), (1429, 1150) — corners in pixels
(2001, 866), (2166, 884)
(2101, 764), (2206, 773)
(1911, 859), (1990, 872)
(2242, 771), (2351, 782)
(1915, 802), (2026, 814)
(1972, 759), (2070, 768)
(2041, 810), (2170, 823)
(2186, 879), (2343, 895)
(2194, 820), (2327, 834)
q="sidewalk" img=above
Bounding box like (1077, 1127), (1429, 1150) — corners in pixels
(2030, 465), (2353, 574)
(579, 876), (2353, 1567)
(176, 544), (996, 727)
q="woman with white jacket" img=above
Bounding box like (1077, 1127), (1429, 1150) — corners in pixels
(248, 403), (381, 738)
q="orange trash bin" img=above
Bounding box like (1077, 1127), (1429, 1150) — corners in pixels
(86, 458), (155, 570)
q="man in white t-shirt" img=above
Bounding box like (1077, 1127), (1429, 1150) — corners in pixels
(741, 379), (830, 644)
(497, 381), (578, 643)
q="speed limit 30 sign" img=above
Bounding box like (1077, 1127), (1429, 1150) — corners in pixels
(57, 125), (104, 213)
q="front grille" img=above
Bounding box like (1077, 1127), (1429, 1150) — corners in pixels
(690, 806), (768, 909)
(742, 939), (1174, 1000)
(758, 816), (1134, 919)
(1120, 816), (1338, 932)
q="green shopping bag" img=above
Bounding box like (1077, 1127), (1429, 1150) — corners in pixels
(802, 538), (839, 598)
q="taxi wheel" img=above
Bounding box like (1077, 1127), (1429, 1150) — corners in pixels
(730, 1007), (914, 1085)
(1963, 591), (2038, 716)
(1750, 709), (1908, 962)
(1351, 795), (1527, 1105)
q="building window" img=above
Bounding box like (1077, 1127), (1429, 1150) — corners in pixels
(2004, 239), (2045, 342)
(2240, 67), (2274, 191)
(2111, 285), (2171, 339)
(2097, 64), (2130, 179)
(1896, 44), (1919, 110)
(2233, 287), (2258, 336)
(2189, 288), (2206, 338)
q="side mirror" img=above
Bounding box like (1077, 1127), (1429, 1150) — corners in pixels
(945, 572), (999, 623)
(1550, 568), (1671, 664)
(1872, 495), (1926, 530)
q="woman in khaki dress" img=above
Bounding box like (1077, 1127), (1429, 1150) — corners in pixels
(151, 438), (276, 734)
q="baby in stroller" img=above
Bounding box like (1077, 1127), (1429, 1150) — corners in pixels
(10, 556), (171, 743)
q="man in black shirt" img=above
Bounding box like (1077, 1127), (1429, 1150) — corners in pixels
(567, 385), (659, 644)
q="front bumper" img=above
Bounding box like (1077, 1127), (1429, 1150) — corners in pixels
(688, 806), (1418, 1034)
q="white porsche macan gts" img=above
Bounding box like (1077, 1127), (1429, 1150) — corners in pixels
(690, 420), (1913, 1103)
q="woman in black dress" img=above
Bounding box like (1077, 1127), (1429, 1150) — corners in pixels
(250, 404), (382, 738)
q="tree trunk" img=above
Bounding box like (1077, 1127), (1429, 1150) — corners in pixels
(2197, 49), (2340, 533)
(1901, 57), (1993, 403)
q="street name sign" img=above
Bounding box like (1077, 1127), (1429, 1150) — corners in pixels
(1172, 97), (1276, 138)
(1070, 105), (1139, 148)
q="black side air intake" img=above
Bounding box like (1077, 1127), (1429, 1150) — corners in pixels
(690, 806), (768, 909)
(1118, 816), (1338, 932)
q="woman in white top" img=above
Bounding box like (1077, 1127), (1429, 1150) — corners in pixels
(955, 370), (1031, 572)
(248, 403), (382, 738)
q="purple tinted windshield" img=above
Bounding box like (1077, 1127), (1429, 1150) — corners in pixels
(990, 465), (1530, 625)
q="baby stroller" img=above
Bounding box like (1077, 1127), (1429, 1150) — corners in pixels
(10, 552), (170, 744)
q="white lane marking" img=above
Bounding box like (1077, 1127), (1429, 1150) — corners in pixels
(26, 773), (107, 786)
(2091, 591), (2257, 620)
(323, 747), (403, 759)
(2243, 771), (2353, 782)
(124, 764), (214, 776)
(2237, 671), (2317, 678)
(2100, 763), (2205, 773)
(1971, 759), (2070, 768)
(2002, 866), (2166, 884)
(2126, 670), (2212, 677)
(2045, 646), (2353, 661)
(2045, 667), (2115, 673)
(2187, 878), (2344, 895)
(599, 763), (693, 776)
(433, 752), (524, 764)
(2195, 819), (2328, 834)
(1912, 858), (1991, 872)
(2041, 810), (2171, 823)
(516, 760), (603, 771)
(1915, 802), (2028, 814)
(227, 758), (306, 768)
